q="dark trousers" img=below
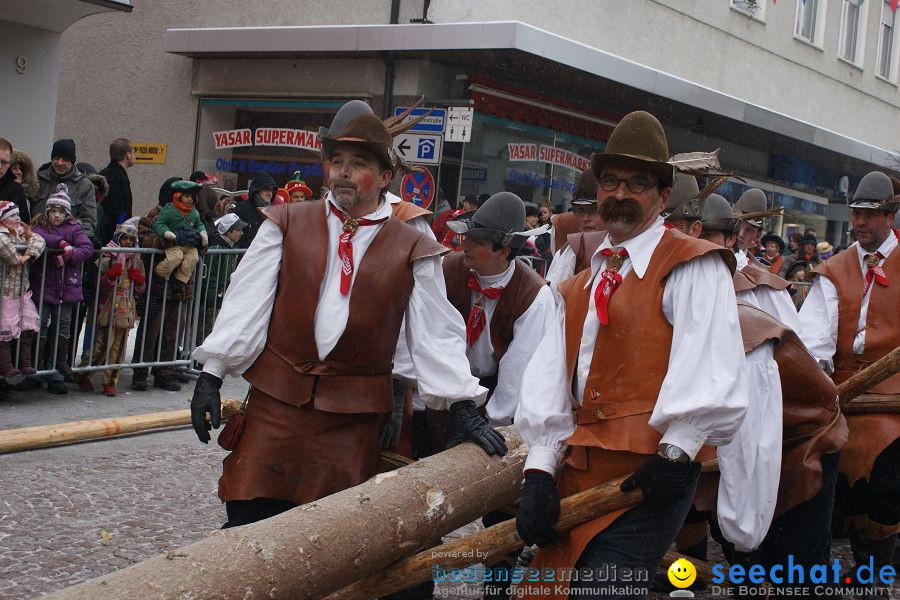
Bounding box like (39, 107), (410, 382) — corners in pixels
(711, 452), (841, 599)
(131, 290), (183, 381)
(570, 472), (699, 600)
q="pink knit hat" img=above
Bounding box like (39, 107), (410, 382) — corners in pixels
(45, 183), (72, 214)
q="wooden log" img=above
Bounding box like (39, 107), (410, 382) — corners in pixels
(843, 395), (900, 414)
(837, 345), (900, 407)
(0, 399), (244, 453)
(42, 426), (528, 600)
(327, 476), (641, 599)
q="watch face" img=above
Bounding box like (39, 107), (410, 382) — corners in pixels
(666, 446), (680, 460)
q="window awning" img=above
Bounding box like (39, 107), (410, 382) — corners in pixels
(164, 20), (896, 169)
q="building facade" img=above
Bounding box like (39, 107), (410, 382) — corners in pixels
(52, 0), (900, 244)
(1, 0), (132, 161)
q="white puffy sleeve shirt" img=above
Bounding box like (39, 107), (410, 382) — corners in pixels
(516, 218), (749, 476)
(194, 196), (487, 410)
(797, 234), (897, 372)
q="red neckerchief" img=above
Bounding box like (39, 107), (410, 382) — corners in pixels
(594, 247), (628, 326)
(863, 251), (888, 295)
(465, 271), (504, 346)
(328, 203), (388, 295)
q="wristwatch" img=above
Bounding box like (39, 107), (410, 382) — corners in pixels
(657, 443), (690, 463)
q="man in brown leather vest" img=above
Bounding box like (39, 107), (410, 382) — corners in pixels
(799, 170), (900, 589)
(546, 169), (606, 285)
(441, 191), (553, 598)
(189, 100), (506, 528)
(514, 111), (747, 600)
(696, 193), (848, 598)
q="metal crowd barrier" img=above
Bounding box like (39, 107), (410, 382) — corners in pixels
(1, 245), (246, 379)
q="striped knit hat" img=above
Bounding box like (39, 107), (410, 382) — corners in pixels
(46, 183), (72, 214)
(0, 201), (20, 222)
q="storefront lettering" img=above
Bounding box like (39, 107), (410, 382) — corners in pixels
(254, 128), (322, 151)
(507, 143), (537, 161)
(213, 128), (253, 150)
(506, 142), (590, 173)
(213, 128), (322, 151)
(538, 145), (591, 172)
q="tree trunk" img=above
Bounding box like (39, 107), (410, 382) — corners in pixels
(42, 427), (527, 600)
(837, 345), (900, 407)
(328, 477), (641, 599)
(0, 399), (244, 453)
(842, 395), (900, 414)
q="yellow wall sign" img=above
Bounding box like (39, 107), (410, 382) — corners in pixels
(133, 143), (167, 164)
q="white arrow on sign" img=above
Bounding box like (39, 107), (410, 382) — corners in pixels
(446, 107), (473, 142)
(392, 132), (443, 165)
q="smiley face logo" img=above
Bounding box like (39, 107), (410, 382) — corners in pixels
(667, 558), (697, 589)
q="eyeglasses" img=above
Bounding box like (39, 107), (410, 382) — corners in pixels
(598, 174), (657, 194)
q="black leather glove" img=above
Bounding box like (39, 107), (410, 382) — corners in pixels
(446, 400), (508, 456)
(619, 454), (701, 509)
(190, 372), (222, 444)
(174, 227), (202, 247)
(516, 471), (560, 548)
(379, 380), (406, 449)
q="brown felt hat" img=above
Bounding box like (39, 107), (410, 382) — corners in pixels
(591, 111), (674, 188)
(319, 101), (394, 172)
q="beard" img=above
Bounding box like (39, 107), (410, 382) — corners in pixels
(599, 197), (644, 226)
(331, 181), (362, 210)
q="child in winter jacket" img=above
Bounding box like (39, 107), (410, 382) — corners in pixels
(0, 201), (46, 376)
(76, 222), (145, 396)
(28, 184), (95, 394)
(152, 180), (207, 297)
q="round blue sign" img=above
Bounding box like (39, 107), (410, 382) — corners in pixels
(400, 170), (436, 210)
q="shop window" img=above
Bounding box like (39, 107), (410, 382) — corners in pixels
(194, 98), (346, 196)
(442, 112), (604, 214)
(839, 0), (866, 65)
(731, 0), (766, 21)
(795, 0), (827, 46)
(877, 0), (898, 80)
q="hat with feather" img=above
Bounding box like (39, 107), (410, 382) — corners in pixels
(318, 98), (432, 175)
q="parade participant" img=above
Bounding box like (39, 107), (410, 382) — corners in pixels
(662, 173), (703, 237)
(545, 169), (606, 285)
(284, 171), (313, 203)
(759, 231), (785, 274)
(700, 194), (802, 332)
(733, 188), (768, 257)
(694, 194), (847, 597)
(190, 100), (506, 528)
(798, 170), (899, 593)
(442, 192), (552, 427)
(513, 111), (747, 600)
(440, 191), (553, 597)
(726, 193), (802, 331)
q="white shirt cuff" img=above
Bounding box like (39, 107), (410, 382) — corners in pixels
(201, 357), (226, 380)
(524, 445), (564, 477)
(660, 420), (706, 460)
